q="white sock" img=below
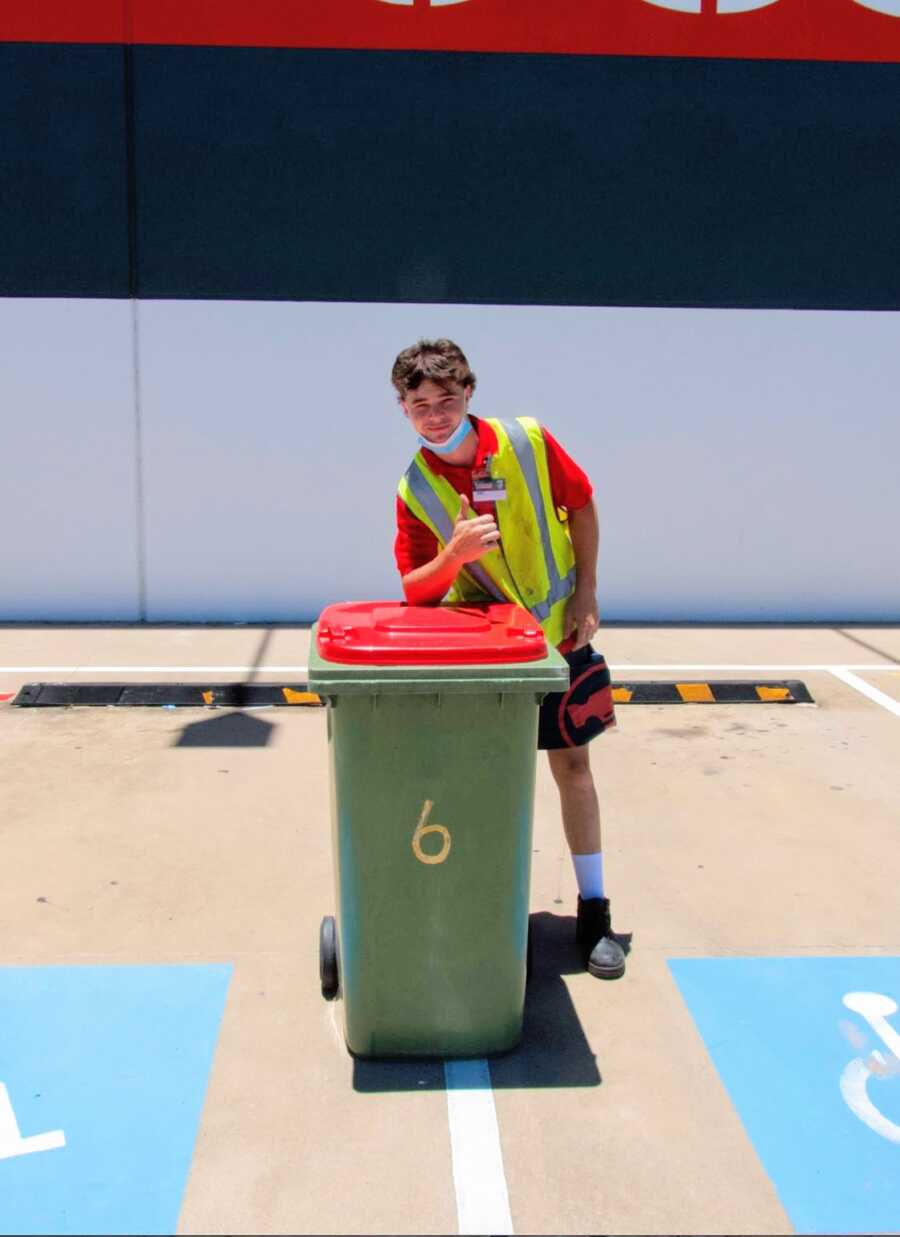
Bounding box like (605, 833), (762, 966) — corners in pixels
(572, 851), (605, 901)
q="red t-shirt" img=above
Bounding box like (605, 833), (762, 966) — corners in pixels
(394, 416), (593, 651)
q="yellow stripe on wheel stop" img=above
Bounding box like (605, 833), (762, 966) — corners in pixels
(676, 682), (716, 703)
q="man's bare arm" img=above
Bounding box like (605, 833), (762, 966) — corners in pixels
(564, 500), (600, 648)
(402, 544), (464, 606)
(402, 494), (500, 606)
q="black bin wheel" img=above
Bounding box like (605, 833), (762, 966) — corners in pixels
(526, 917), (534, 985)
(319, 915), (339, 999)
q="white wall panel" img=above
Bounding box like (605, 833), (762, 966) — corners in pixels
(0, 299), (140, 620)
(139, 301), (900, 622)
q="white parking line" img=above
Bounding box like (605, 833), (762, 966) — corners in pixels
(612, 664), (898, 672)
(444, 1059), (513, 1236)
(829, 668), (900, 719)
(0, 666), (312, 674)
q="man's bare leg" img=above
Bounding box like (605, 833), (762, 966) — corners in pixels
(547, 745), (601, 855)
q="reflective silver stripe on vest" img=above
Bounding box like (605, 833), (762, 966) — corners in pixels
(405, 459), (454, 542)
(404, 460), (506, 602)
(500, 419), (577, 608)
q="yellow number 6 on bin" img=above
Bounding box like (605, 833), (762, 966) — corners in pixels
(412, 799), (452, 866)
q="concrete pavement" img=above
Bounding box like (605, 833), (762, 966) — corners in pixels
(1, 623), (898, 1235)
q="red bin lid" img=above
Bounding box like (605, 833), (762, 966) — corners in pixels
(316, 602), (548, 665)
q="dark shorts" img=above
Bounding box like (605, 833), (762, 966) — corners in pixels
(538, 646), (617, 750)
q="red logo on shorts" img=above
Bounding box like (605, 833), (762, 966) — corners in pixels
(558, 661), (616, 748)
(567, 695), (610, 731)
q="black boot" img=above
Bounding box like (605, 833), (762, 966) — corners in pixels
(577, 896), (626, 979)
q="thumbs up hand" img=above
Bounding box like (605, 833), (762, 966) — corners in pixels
(447, 492), (501, 565)
(455, 493), (477, 529)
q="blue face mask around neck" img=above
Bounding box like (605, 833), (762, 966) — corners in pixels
(417, 415), (473, 455)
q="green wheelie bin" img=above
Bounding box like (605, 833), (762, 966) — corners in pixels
(308, 600), (569, 1059)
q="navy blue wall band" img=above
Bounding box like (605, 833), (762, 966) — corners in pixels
(3, 44), (900, 307)
(0, 43), (130, 298)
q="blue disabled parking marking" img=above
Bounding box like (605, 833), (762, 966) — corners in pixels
(669, 957), (900, 1236)
(0, 964), (231, 1236)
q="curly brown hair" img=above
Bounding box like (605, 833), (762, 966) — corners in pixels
(390, 338), (477, 399)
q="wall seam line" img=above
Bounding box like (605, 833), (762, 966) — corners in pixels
(130, 299), (148, 622)
(122, 27), (147, 621)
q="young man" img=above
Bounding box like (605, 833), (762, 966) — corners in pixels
(392, 338), (625, 980)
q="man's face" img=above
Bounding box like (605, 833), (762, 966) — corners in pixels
(400, 379), (470, 445)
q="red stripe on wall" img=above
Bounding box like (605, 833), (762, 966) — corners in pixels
(4, 0), (900, 62)
(2, 1), (124, 44)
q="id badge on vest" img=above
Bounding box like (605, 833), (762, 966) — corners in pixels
(472, 455), (507, 504)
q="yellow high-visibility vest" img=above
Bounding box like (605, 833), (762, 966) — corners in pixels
(397, 417), (577, 649)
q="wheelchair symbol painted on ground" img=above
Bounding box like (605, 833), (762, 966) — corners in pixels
(840, 991), (900, 1144)
(0, 1082), (65, 1162)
